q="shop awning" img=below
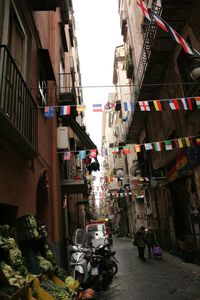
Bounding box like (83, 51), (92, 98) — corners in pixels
(65, 116), (97, 150)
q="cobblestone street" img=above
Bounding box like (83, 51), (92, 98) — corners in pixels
(97, 237), (200, 300)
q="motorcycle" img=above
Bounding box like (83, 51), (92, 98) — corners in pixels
(89, 238), (118, 290)
(70, 229), (92, 286)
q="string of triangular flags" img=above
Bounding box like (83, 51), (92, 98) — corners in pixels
(59, 135), (200, 160)
(42, 96), (200, 117)
(137, 0), (200, 56)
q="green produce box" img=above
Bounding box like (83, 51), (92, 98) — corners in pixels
(0, 285), (29, 300)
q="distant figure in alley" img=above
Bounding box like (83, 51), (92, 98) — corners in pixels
(134, 226), (146, 260)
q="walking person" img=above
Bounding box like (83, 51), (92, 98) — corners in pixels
(145, 226), (156, 259)
(134, 226), (146, 260)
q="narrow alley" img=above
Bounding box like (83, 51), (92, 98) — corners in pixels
(98, 238), (200, 300)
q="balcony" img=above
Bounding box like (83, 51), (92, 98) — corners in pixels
(60, 160), (88, 194)
(127, 0), (191, 143)
(59, 73), (76, 105)
(125, 55), (134, 79)
(120, 10), (127, 36)
(0, 45), (38, 160)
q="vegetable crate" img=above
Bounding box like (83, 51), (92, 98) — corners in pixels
(0, 285), (29, 300)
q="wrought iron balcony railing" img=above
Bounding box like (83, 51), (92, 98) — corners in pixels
(135, 1), (162, 89)
(0, 45), (38, 158)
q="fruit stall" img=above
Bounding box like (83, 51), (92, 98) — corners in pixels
(0, 215), (95, 299)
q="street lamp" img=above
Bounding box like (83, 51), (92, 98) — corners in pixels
(189, 58), (200, 81)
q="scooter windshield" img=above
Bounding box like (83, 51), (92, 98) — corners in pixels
(72, 229), (86, 246)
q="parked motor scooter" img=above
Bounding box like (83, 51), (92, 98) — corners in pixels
(88, 238), (118, 290)
(70, 229), (92, 286)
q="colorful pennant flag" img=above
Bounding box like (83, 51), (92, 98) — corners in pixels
(123, 146), (130, 154)
(153, 100), (163, 111)
(93, 104), (102, 112)
(76, 105), (86, 112)
(134, 144), (141, 152)
(90, 149), (97, 158)
(185, 137), (192, 147)
(104, 102), (115, 110)
(196, 138), (200, 145)
(181, 98), (193, 110)
(79, 150), (86, 159)
(112, 147), (119, 154)
(101, 148), (108, 156)
(169, 99), (180, 110)
(151, 11), (200, 56)
(60, 105), (71, 115)
(139, 101), (150, 111)
(44, 106), (55, 118)
(174, 138), (184, 149)
(195, 97), (200, 109)
(124, 101), (135, 112)
(137, 0), (151, 21)
(63, 151), (71, 160)
(165, 140), (173, 151)
(144, 143), (153, 151)
(154, 142), (162, 152)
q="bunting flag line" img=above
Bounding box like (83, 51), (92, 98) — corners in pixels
(57, 136), (200, 158)
(93, 104), (102, 112)
(60, 105), (71, 115)
(124, 101), (135, 112)
(151, 11), (200, 57)
(137, 0), (151, 21)
(43, 95), (199, 116)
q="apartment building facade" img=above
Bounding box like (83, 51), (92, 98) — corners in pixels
(116, 0), (200, 260)
(0, 0), (96, 267)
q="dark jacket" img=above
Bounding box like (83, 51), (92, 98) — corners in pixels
(145, 230), (156, 245)
(135, 229), (146, 247)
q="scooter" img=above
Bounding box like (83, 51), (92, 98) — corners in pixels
(88, 238), (119, 290)
(70, 229), (92, 286)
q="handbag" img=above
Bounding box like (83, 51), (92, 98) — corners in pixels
(152, 245), (162, 256)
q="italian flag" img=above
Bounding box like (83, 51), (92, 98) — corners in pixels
(195, 97), (200, 109)
(154, 142), (162, 151)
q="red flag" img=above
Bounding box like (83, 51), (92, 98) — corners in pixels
(90, 149), (97, 158)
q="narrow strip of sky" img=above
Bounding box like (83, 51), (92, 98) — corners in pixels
(73, 0), (122, 149)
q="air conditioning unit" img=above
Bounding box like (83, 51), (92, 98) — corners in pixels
(57, 127), (70, 149)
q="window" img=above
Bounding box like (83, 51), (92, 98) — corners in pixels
(8, 4), (28, 78)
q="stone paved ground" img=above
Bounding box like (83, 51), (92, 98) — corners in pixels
(97, 237), (200, 300)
